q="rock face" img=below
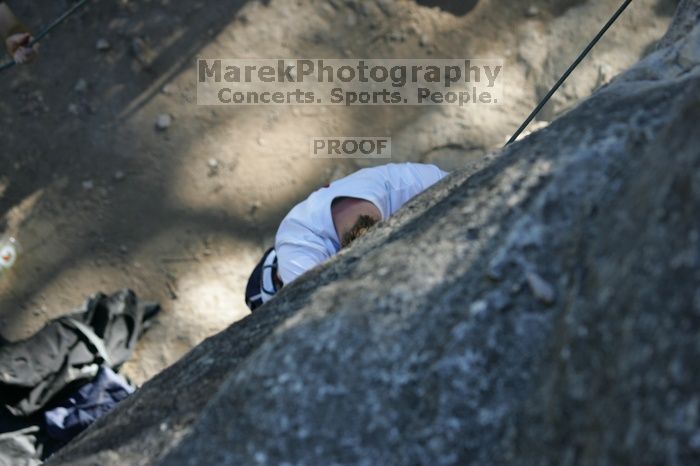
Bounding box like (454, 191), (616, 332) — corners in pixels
(47, 2), (700, 465)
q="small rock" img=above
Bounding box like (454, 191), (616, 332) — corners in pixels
(96, 38), (111, 51)
(249, 200), (262, 214)
(597, 63), (615, 85)
(119, 244), (129, 254)
(82, 180), (94, 190)
(67, 103), (80, 115)
(469, 300), (488, 318)
(162, 84), (177, 95)
(387, 30), (405, 42)
(155, 114), (172, 131)
(74, 79), (88, 93)
(526, 271), (556, 304)
(207, 158), (219, 176)
(419, 34), (430, 47)
(525, 5), (540, 17)
(114, 170), (126, 181)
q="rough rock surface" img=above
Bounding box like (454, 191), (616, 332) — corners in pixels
(47, 1), (700, 465)
(0, 0), (675, 387)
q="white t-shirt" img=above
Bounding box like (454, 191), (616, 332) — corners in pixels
(275, 163), (449, 284)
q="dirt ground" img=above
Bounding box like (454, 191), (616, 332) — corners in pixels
(0, 0), (675, 384)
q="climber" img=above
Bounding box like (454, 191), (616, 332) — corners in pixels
(0, 1), (38, 65)
(245, 162), (449, 310)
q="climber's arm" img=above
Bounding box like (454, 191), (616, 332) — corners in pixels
(275, 240), (330, 285)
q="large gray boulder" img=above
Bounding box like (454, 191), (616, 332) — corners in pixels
(47, 1), (700, 465)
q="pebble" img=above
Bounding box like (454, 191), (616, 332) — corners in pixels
(419, 34), (430, 47)
(162, 84), (177, 95)
(67, 103), (79, 115)
(526, 271), (556, 304)
(387, 31), (405, 42)
(155, 113), (172, 130)
(207, 158), (219, 176)
(597, 63), (615, 85)
(469, 300), (488, 318)
(525, 6), (540, 17)
(114, 170), (125, 181)
(249, 200), (262, 214)
(74, 79), (88, 93)
(96, 38), (111, 51)
(82, 180), (94, 190)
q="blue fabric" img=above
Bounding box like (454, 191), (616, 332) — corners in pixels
(44, 366), (134, 441)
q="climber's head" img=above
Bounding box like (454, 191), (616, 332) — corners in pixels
(245, 247), (282, 311)
(340, 214), (378, 248)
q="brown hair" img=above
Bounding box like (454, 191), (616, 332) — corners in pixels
(341, 215), (378, 248)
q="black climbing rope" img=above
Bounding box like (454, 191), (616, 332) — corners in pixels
(505, 0), (634, 146)
(0, 0), (90, 73)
